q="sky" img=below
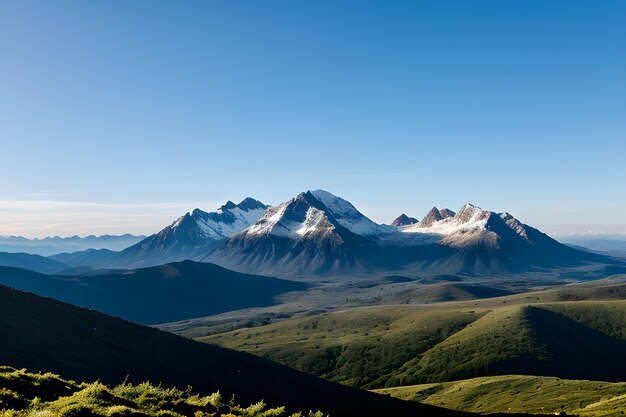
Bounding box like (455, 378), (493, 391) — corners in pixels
(1, 0), (625, 238)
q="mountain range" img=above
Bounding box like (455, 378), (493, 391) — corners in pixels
(17, 190), (615, 277)
(0, 234), (144, 256)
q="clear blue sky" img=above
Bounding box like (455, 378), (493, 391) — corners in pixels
(1, 0), (625, 237)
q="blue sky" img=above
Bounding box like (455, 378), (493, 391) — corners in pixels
(1, 0), (625, 237)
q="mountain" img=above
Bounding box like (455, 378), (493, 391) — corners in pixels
(418, 206), (456, 227)
(0, 283), (469, 417)
(391, 214), (418, 227)
(558, 236), (626, 253)
(0, 261), (307, 324)
(206, 191), (612, 276)
(0, 251), (68, 274)
(396, 203), (608, 274)
(0, 234), (144, 256)
(49, 248), (119, 270)
(205, 191), (388, 275)
(96, 198), (268, 269)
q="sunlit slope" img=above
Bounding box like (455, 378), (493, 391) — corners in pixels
(201, 301), (626, 389)
(374, 375), (626, 416)
(389, 302), (626, 385)
(0, 366), (318, 417)
(201, 307), (485, 388)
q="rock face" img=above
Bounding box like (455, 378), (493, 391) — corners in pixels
(391, 214), (418, 227)
(419, 207), (456, 227)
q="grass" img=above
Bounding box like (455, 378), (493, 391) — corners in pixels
(0, 366), (324, 417)
(200, 298), (626, 389)
(200, 306), (483, 388)
(373, 375), (626, 416)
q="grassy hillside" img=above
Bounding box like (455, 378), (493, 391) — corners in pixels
(389, 302), (626, 385)
(374, 375), (626, 416)
(0, 261), (308, 324)
(0, 366), (323, 417)
(0, 283), (471, 417)
(201, 299), (626, 389)
(201, 306), (485, 388)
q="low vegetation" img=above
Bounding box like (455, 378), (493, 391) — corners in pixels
(374, 374), (626, 416)
(0, 366), (324, 417)
(200, 307), (483, 388)
(201, 298), (626, 389)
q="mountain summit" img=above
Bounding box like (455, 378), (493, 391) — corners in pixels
(206, 190), (382, 275)
(391, 214), (418, 227)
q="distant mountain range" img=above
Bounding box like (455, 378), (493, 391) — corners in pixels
(1, 190), (617, 277)
(559, 236), (626, 253)
(0, 234), (144, 256)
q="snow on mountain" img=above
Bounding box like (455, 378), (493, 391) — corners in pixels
(401, 203), (531, 248)
(98, 198), (269, 269)
(236, 192), (342, 240)
(309, 189), (392, 236)
(206, 191), (382, 275)
(211, 196), (613, 276)
(171, 198), (268, 240)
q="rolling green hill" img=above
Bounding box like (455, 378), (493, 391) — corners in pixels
(0, 283), (472, 417)
(200, 298), (626, 389)
(374, 375), (626, 416)
(389, 303), (626, 385)
(201, 306), (485, 388)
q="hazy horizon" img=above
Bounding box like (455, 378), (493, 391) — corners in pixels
(1, 190), (626, 239)
(2, 1), (624, 238)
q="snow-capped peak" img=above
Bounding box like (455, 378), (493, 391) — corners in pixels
(239, 193), (337, 239)
(309, 189), (390, 236)
(168, 198), (268, 240)
(399, 203), (535, 247)
(403, 203), (490, 236)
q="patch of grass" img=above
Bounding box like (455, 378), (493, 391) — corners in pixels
(0, 366), (325, 417)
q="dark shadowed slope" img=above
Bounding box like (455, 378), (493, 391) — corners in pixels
(0, 251), (68, 274)
(0, 261), (307, 324)
(0, 284), (472, 417)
